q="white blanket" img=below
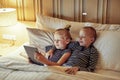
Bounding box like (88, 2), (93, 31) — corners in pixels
(0, 56), (119, 80)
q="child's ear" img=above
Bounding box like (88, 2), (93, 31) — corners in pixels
(66, 39), (70, 44)
(91, 38), (95, 43)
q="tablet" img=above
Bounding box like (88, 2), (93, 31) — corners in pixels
(23, 45), (43, 65)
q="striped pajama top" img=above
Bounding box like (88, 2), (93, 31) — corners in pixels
(64, 41), (98, 72)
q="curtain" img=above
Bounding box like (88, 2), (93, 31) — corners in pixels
(1, 0), (120, 24)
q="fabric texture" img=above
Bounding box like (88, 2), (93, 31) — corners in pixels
(0, 14), (120, 80)
(27, 28), (54, 52)
(46, 45), (71, 62)
(94, 31), (120, 71)
(36, 14), (69, 31)
(1, 56), (119, 80)
(36, 14), (120, 41)
(64, 44), (98, 72)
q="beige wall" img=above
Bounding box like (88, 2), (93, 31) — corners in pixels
(1, 0), (120, 24)
(0, 21), (36, 46)
(0, 0), (120, 46)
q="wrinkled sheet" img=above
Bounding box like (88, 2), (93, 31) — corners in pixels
(0, 44), (120, 80)
(0, 56), (119, 80)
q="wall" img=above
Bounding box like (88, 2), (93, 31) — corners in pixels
(0, 21), (36, 46)
(1, 0), (120, 24)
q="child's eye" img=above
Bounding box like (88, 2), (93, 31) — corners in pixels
(54, 38), (64, 42)
(54, 39), (61, 42)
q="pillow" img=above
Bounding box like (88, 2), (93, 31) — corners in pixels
(27, 28), (54, 53)
(36, 14), (120, 40)
(95, 24), (120, 31)
(36, 14), (105, 40)
(36, 14), (84, 40)
(94, 31), (120, 71)
(36, 14), (69, 31)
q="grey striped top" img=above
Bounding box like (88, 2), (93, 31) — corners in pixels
(63, 41), (98, 72)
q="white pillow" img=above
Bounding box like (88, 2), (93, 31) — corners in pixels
(27, 28), (54, 52)
(36, 14), (105, 40)
(95, 24), (120, 31)
(36, 14), (84, 40)
(36, 14), (69, 31)
(94, 31), (120, 71)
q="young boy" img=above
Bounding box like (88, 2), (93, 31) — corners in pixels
(64, 27), (98, 74)
(34, 28), (72, 66)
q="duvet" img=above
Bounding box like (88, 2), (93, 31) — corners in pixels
(0, 46), (119, 80)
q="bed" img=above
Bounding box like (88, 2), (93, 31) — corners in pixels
(0, 48), (119, 80)
(0, 14), (120, 80)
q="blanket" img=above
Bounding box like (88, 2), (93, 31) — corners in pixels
(0, 56), (119, 80)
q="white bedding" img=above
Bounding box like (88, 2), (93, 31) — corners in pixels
(0, 45), (120, 80)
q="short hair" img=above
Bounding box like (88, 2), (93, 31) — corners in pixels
(54, 28), (72, 40)
(81, 27), (97, 41)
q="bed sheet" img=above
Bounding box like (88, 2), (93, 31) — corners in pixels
(0, 43), (119, 80)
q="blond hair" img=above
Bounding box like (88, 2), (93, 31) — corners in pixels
(81, 27), (97, 42)
(54, 28), (72, 40)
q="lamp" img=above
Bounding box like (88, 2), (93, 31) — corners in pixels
(0, 8), (17, 26)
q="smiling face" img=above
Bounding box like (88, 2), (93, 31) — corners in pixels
(54, 34), (68, 49)
(79, 27), (96, 48)
(53, 29), (71, 49)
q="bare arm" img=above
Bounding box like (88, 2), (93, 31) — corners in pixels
(45, 49), (54, 58)
(35, 52), (71, 66)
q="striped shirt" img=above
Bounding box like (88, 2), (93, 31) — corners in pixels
(63, 41), (98, 72)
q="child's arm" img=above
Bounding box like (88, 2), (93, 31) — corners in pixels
(35, 52), (51, 64)
(85, 48), (98, 72)
(35, 51), (71, 66)
(45, 45), (56, 58)
(75, 50), (98, 72)
(56, 52), (71, 65)
(45, 49), (54, 58)
(65, 47), (98, 74)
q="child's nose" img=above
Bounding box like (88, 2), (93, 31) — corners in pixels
(55, 40), (59, 43)
(79, 37), (82, 40)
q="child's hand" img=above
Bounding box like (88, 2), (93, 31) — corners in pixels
(28, 57), (33, 63)
(34, 52), (43, 61)
(46, 52), (53, 58)
(46, 49), (54, 58)
(65, 67), (79, 75)
(34, 52), (48, 64)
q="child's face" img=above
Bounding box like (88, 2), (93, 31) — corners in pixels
(54, 33), (69, 49)
(79, 29), (94, 48)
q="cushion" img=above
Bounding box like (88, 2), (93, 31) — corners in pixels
(36, 14), (85, 40)
(36, 14), (120, 32)
(36, 14), (120, 40)
(94, 31), (120, 71)
(36, 14), (69, 31)
(95, 24), (120, 31)
(27, 28), (54, 52)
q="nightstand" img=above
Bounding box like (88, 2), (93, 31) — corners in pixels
(0, 43), (18, 56)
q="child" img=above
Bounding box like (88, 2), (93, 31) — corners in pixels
(34, 28), (72, 66)
(64, 27), (98, 74)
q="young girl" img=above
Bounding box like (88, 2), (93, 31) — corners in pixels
(34, 28), (72, 66)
